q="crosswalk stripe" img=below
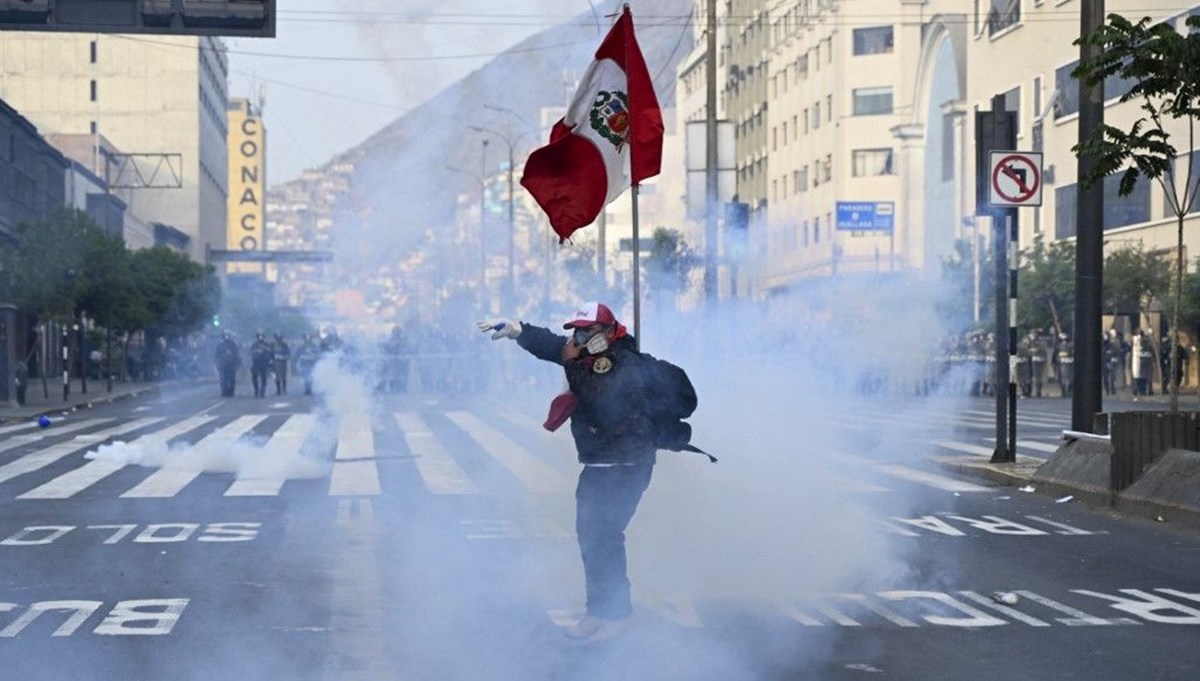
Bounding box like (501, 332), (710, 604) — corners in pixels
(121, 415), (269, 498)
(869, 463), (989, 492)
(446, 411), (571, 495)
(0, 420), (39, 437)
(962, 409), (1064, 427)
(225, 414), (319, 496)
(933, 440), (995, 457)
(0, 418), (159, 486)
(0, 418), (112, 456)
(18, 415), (213, 500)
(395, 412), (475, 495)
(329, 412), (380, 496)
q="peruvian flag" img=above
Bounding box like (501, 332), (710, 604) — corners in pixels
(520, 7), (664, 242)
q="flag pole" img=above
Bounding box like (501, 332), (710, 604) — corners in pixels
(631, 183), (641, 351)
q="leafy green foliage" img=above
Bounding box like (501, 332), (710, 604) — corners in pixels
(1103, 243), (1169, 318)
(643, 227), (700, 301)
(1019, 236), (1076, 335)
(0, 210), (220, 339)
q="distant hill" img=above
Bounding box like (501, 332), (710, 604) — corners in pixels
(271, 0), (695, 267)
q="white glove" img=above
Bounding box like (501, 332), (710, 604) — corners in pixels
(476, 318), (522, 340)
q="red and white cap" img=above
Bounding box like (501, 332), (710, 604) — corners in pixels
(562, 301), (617, 329)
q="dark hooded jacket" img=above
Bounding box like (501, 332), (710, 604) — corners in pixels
(517, 324), (658, 466)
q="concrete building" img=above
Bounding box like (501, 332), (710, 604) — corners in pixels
(0, 34), (229, 263)
(50, 133), (155, 250)
(677, 0), (1200, 307)
(0, 98), (68, 407)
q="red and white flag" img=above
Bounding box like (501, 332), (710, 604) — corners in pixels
(520, 7), (663, 242)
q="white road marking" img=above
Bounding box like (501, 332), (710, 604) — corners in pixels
(120, 416), (268, 498)
(395, 412), (476, 494)
(870, 463), (989, 492)
(0, 418), (112, 456)
(834, 593), (919, 628)
(1015, 591), (1139, 626)
(326, 499), (388, 679)
(956, 591), (1050, 627)
(329, 413), (380, 496)
(446, 411), (571, 495)
(225, 414), (319, 496)
(1024, 516), (1096, 536)
(18, 416), (211, 500)
(0, 420), (39, 437)
(0, 419), (159, 486)
(933, 440), (996, 457)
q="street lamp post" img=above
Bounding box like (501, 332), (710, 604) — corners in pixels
(471, 124), (528, 310)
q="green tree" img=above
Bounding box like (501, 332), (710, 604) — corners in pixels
(642, 227), (699, 309)
(1019, 236), (1076, 336)
(0, 209), (96, 322)
(1074, 13), (1200, 410)
(129, 247), (220, 340)
(939, 236), (994, 330)
(1180, 258), (1200, 342)
(1103, 243), (1170, 327)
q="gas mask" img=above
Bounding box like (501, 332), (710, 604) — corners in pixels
(573, 328), (610, 355)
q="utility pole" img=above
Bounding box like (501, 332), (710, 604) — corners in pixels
(704, 0), (718, 304)
(1073, 0), (1105, 433)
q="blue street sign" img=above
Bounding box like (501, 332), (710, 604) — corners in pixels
(836, 201), (895, 231)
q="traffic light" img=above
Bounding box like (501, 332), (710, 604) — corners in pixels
(0, 0), (275, 37)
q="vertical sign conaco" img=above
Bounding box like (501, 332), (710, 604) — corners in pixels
(226, 99), (266, 274)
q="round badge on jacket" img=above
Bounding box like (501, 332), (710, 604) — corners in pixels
(592, 356), (613, 374)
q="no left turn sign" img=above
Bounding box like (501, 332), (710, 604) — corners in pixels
(989, 151), (1043, 207)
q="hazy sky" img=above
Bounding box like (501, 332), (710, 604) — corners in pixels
(226, 0), (603, 186)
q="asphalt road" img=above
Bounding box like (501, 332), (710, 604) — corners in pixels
(0, 382), (1196, 680)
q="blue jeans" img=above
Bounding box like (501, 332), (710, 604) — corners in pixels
(575, 464), (653, 620)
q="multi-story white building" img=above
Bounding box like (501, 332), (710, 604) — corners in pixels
(679, 0), (1200, 306)
(0, 34), (229, 262)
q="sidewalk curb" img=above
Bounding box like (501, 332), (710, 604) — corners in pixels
(931, 453), (1200, 530)
(0, 384), (163, 425)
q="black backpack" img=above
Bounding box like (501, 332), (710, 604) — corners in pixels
(641, 354), (715, 462)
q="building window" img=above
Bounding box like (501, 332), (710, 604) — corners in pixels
(853, 26), (894, 55)
(813, 102), (821, 129)
(1033, 75), (1042, 119)
(814, 218), (821, 244)
(803, 108), (809, 134)
(798, 166), (808, 193)
(89, 121), (97, 135)
(1055, 175), (1151, 238)
(798, 54), (808, 78)
(823, 155), (833, 182)
(90, 80), (97, 102)
(826, 94), (833, 123)
(792, 115), (799, 140)
(90, 40), (97, 64)
(988, 0), (1021, 36)
(1053, 59), (1138, 120)
(852, 86), (893, 115)
(782, 121), (788, 144)
(803, 220), (809, 247)
(1165, 151), (1200, 217)
(852, 148), (895, 176)
(825, 38), (832, 63)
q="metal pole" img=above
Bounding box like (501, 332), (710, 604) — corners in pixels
(631, 184), (641, 350)
(703, 0), (718, 304)
(78, 319), (86, 395)
(507, 142), (515, 310)
(1006, 211), (1019, 461)
(480, 139), (489, 297)
(61, 324), (69, 402)
(1072, 0), (1105, 432)
(990, 94), (1011, 464)
(597, 207), (607, 290)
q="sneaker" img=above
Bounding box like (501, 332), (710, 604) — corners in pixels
(563, 615), (602, 640)
(583, 617), (629, 644)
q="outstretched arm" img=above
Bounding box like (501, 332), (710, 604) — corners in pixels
(516, 324), (567, 365)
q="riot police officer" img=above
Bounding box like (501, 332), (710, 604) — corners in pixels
(1056, 332), (1075, 398)
(214, 332), (241, 397)
(1016, 334), (1033, 398)
(272, 332), (291, 395)
(294, 333), (319, 396)
(249, 332), (272, 398)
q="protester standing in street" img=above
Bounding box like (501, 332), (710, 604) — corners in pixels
(477, 302), (698, 643)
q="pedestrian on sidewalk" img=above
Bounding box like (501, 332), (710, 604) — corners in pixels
(477, 302), (698, 644)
